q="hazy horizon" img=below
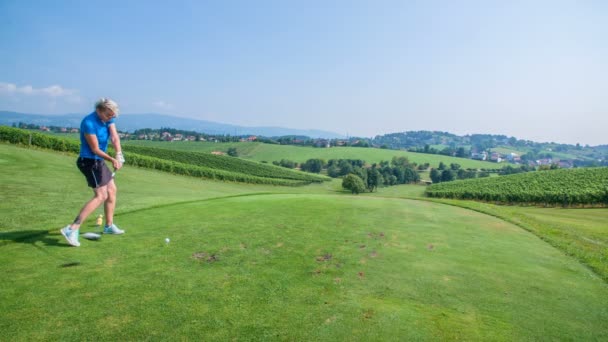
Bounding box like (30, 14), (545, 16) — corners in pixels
(1, 1), (607, 145)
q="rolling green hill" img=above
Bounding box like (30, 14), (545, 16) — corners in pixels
(1, 144), (607, 340)
(123, 140), (500, 169)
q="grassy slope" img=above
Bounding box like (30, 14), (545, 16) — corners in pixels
(123, 140), (500, 169)
(1, 144), (607, 340)
(370, 184), (608, 282)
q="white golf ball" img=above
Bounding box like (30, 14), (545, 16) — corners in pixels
(165, 238), (170, 243)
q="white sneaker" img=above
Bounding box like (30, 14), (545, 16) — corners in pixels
(103, 224), (125, 235)
(60, 226), (80, 247)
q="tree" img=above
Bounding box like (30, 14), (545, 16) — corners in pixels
(438, 162), (446, 170)
(342, 174), (366, 194)
(301, 159), (325, 173)
(403, 167), (420, 183)
(430, 168), (442, 183)
(227, 147), (238, 157)
(456, 147), (467, 158)
(338, 161), (353, 176)
(352, 166), (368, 185)
(441, 169), (455, 182)
(391, 156), (410, 168)
(327, 165), (341, 178)
(450, 163), (461, 171)
(367, 168), (383, 192)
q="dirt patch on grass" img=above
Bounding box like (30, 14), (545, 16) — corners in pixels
(316, 253), (332, 262)
(367, 232), (386, 239)
(192, 252), (219, 263)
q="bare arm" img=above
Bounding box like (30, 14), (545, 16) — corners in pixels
(108, 124), (122, 154)
(84, 134), (121, 170)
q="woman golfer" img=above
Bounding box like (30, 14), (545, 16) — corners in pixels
(61, 98), (126, 247)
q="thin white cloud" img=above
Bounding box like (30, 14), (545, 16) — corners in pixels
(153, 100), (174, 110)
(0, 82), (79, 98)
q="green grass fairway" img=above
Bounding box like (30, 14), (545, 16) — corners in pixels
(123, 140), (499, 169)
(1, 144), (608, 340)
(371, 184), (608, 282)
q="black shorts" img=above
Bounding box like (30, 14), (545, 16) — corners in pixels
(76, 157), (112, 188)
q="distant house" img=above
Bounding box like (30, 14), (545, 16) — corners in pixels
(211, 151), (225, 156)
(471, 151), (487, 161)
(314, 139), (330, 148)
(161, 132), (172, 141)
(60, 127), (67, 132)
(247, 135), (257, 142)
(506, 153), (521, 163)
(173, 134), (183, 141)
(70, 128), (79, 133)
(489, 152), (502, 163)
(536, 158), (553, 166)
(39, 126), (50, 132)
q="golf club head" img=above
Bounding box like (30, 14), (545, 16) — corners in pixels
(82, 232), (102, 240)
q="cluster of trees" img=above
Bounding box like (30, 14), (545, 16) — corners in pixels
(339, 157), (421, 194)
(132, 128), (244, 142)
(429, 162), (489, 184)
(342, 162), (420, 193)
(372, 131), (461, 149)
(13, 122), (78, 133)
(272, 159), (297, 168)
(429, 163), (547, 184)
(280, 156), (422, 193)
(499, 164), (537, 175)
(264, 136), (372, 148)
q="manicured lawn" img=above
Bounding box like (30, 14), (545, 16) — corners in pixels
(370, 183), (608, 282)
(1, 144), (607, 340)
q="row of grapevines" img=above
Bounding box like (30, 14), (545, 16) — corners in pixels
(122, 145), (329, 182)
(425, 167), (608, 206)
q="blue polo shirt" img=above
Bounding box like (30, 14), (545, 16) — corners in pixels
(79, 112), (115, 159)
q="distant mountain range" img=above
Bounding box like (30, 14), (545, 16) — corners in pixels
(0, 111), (344, 139)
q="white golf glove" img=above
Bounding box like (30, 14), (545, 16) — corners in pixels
(117, 152), (126, 165)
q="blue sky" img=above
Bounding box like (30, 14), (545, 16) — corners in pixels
(1, 0), (607, 145)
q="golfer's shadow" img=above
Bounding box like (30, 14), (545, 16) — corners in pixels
(0, 229), (68, 248)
